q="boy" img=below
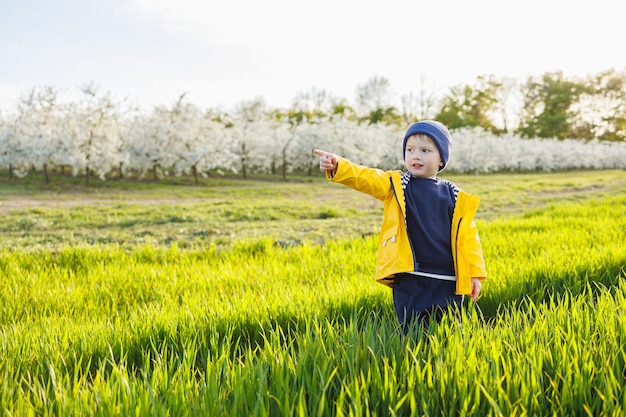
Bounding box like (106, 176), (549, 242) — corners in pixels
(314, 120), (486, 331)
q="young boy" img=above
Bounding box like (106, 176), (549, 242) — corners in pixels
(314, 120), (486, 331)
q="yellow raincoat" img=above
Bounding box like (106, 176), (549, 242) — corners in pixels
(327, 157), (487, 295)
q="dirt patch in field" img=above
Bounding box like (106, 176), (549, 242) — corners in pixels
(537, 184), (605, 195)
(0, 198), (217, 214)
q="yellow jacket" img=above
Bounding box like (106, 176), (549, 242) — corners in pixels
(328, 157), (487, 295)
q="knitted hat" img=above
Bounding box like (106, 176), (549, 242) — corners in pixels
(402, 120), (452, 171)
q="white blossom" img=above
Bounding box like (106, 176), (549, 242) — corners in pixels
(3, 88), (626, 181)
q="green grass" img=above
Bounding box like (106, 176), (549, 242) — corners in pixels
(1, 169), (624, 249)
(0, 170), (625, 416)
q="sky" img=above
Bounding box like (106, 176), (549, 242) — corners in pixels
(1, 0), (625, 113)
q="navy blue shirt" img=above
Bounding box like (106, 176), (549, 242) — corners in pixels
(403, 175), (457, 276)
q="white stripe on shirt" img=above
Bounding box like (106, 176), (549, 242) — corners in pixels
(406, 271), (457, 282)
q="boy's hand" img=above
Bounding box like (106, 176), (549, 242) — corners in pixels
(470, 278), (482, 302)
(314, 149), (338, 172)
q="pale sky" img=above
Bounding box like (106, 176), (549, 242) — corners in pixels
(1, 0), (624, 113)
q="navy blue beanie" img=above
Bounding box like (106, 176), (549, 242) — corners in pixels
(402, 120), (452, 171)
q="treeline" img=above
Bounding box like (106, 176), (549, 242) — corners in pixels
(1, 69), (625, 185)
(291, 68), (626, 142)
(356, 68), (626, 142)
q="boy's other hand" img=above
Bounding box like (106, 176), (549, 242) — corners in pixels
(470, 278), (482, 302)
(314, 149), (338, 172)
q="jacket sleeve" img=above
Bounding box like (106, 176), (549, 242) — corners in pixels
(327, 157), (394, 201)
(453, 192), (487, 295)
(465, 220), (487, 280)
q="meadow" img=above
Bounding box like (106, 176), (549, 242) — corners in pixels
(0, 169), (625, 416)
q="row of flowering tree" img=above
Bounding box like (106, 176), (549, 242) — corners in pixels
(1, 84), (625, 185)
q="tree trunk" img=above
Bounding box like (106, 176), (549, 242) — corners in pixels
(118, 162), (124, 179)
(193, 164), (199, 185)
(9, 164), (13, 181)
(153, 164), (158, 181)
(281, 150), (288, 181)
(241, 143), (247, 178)
(43, 163), (50, 185)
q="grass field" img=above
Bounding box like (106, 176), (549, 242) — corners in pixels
(1, 169), (625, 416)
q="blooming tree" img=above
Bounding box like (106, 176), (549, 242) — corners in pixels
(0, 111), (26, 180)
(227, 98), (273, 178)
(11, 86), (72, 183)
(3, 84), (626, 183)
(162, 96), (232, 183)
(69, 83), (123, 184)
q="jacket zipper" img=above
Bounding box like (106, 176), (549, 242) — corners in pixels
(390, 177), (418, 270)
(454, 217), (462, 275)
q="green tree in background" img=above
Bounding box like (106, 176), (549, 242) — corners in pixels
(435, 75), (500, 133)
(516, 72), (588, 140)
(571, 69), (626, 142)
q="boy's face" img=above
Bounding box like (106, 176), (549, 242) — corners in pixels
(404, 134), (443, 179)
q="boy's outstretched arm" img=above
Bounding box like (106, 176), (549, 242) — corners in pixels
(314, 149), (338, 174)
